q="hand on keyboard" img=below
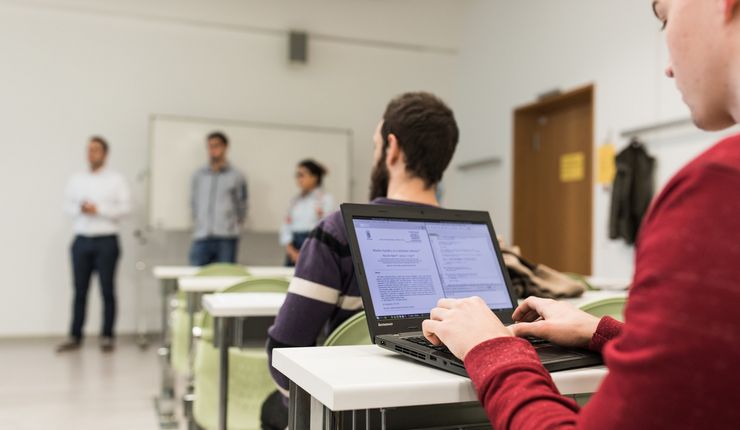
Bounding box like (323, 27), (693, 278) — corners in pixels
(422, 296), (513, 360)
(510, 297), (601, 349)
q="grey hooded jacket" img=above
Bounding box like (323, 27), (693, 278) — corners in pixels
(191, 163), (248, 239)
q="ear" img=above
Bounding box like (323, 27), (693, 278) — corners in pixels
(722, 0), (739, 22)
(385, 133), (402, 167)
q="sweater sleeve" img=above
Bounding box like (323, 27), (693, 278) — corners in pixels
(587, 317), (623, 353)
(267, 218), (345, 394)
(465, 338), (580, 430)
(464, 158), (740, 430)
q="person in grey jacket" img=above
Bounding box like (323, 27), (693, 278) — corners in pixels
(189, 131), (248, 265)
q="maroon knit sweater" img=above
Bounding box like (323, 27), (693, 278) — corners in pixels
(465, 134), (740, 429)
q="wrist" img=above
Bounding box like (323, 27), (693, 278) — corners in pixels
(463, 332), (512, 360)
(580, 316), (601, 346)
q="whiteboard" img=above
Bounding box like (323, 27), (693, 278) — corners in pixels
(149, 115), (352, 232)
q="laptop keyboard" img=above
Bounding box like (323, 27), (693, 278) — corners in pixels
(405, 335), (550, 354)
(405, 336), (453, 354)
(525, 336), (549, 345)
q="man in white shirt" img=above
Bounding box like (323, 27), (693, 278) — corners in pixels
(57, 136), (131, 353)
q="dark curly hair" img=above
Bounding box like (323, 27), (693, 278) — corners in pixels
(381, 92), (459, 187)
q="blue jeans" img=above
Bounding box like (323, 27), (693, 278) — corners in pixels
(189, 237), (238, 266)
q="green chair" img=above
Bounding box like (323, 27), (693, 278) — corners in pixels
(579, 296), (627, 322)
(568, 296), (628, 407)
(170, 264), (250, 375)
(324, 311), (372, 347)
(192, 277), (289, 430)
(196, 263), (252, 277)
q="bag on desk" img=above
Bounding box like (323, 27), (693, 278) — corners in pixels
(498, 240), (585, 299)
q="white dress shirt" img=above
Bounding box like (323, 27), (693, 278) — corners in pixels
(65, 167), (131, 236)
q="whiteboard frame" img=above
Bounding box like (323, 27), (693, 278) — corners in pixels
(146, 113), (354, 231)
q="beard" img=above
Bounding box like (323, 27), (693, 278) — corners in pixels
(368, 156), (389, 201)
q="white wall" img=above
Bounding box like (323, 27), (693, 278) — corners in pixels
(0, 0), (466, 337)
(447, 0), (737, 279)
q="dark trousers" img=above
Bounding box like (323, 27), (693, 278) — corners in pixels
(70, 235), (120, 340)
(189, 237), (238, 266)
(284, 231), (311, 267)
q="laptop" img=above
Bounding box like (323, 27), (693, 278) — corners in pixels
(341, 203), (602, 377)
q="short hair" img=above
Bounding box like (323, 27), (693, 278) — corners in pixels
(298, 159), (328, 186)
(381, 92), (459, 187)
(89, 136), (109, 153)
(207, 131), (229, 146)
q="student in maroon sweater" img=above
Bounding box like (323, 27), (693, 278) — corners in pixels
(422, 0), (740, 428)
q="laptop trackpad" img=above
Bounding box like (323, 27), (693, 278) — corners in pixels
(534, 345), (586, 362)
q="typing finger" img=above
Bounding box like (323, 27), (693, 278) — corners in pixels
(422, 319), (442, 345)
(429, 307), (450, 321)
(510, 321), (548, 339)
(517, 309), (542, 323)
(512, 297), (552, 321)
(437, 298), (462, 309)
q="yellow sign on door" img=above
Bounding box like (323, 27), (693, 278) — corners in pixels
(560, 152), (585, 183)
(597, 143), (616, 185)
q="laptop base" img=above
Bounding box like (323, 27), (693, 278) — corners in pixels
(377, 334), (603, 378)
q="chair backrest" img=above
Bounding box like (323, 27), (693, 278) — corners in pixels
(196, 263), (250, 277)
(324, 312), (372, 346)
(579, 297), (627, 322)
(222, 277), (290, 294)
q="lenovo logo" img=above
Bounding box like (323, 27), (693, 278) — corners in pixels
(377, 322), (394, 327)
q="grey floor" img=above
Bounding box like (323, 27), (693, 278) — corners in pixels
(0, 337), (160, 430)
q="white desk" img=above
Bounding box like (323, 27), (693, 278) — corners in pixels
(178, 276), (250, 293)
(153, 265), (293, 281)
(203, 292), (287, 317)
(202, 293), (286, 430)
(153, 266), (200, 280)
(274, 345), (607, 429)
(586, 276), (631, 291)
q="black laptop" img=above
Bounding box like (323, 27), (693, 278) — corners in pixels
(341, 203), (602, 377)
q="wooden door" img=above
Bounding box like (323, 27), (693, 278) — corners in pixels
(513, 85), (593, 274)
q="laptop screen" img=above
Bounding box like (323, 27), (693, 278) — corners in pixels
(352, 217), (514, 320)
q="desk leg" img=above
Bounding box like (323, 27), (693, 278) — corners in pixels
(187, 292), (197, 373)
(155, 279), (177, 428)
(216, 317), (232, 430)
(289, 381), (312, 430)
(184, 292), (198, 430)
